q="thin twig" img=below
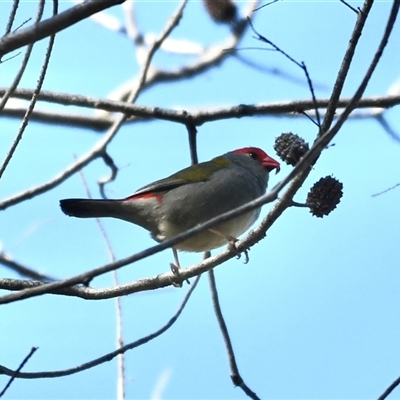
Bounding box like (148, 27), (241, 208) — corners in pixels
(248, 20), (320, 127)
(98, 151), (119, 199)
(324, 0), (399, 136)
(375, 114), (400, 142)
(0, 0), (47, 180)
(77, 161), (126, 400)
(233, 52), (325, 88)
(301, 61), (321, 127)
(208, 269), (260, 400)
(0, 276), (200, 379)
(70, 0), (127, 35)
(339, 0), (359, 14)
(378, 375), (400, 400)
(372, 182), (400, 197)
(290, 201), (309, 208)
(4, 0), (20, 36)
(0, 252), (56, 281)
(254, 0), (280, 13)
(0, 347), (38, 396)
(320, 0), (374, 135)
(186, 123), (198, 165)
(0, 0), (45, 113)
(122, 0), (143, 45)
(0, 0), (125, 58)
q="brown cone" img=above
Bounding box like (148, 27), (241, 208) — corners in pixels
(307, 176), (343, 218)
(202, 0), (237, 24)
(274, 132), (309, 166)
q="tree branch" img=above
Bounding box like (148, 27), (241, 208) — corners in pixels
(0, 276), (200, 379)
(1, 88), (399, 131)
(0, 0), (126, 58)
(208, 269), (260, 400)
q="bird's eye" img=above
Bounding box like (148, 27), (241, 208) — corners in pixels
(248, 152), (258, 160)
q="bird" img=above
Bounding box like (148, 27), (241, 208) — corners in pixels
(60, 147), (280, 269)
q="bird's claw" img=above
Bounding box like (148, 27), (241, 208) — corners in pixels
(242, 248), (250, 264)
(227, 237), (250, 264)
(169, 263), (190, 287)
(170, 263), (183, 287)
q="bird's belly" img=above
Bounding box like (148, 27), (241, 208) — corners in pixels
(158, 210), (259, 252)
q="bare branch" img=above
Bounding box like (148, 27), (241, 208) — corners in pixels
(372, 182), (400, 197)
(0, 0), (57, 181)
(2, 88), (399, 131)
(0, 1), (43, 114)
(0, 252), (56, 281)
(70, 0), (127, 35)
(320, 0), (373, 134)
(339, 0), (360, 14)
(78, 168), (126, 400)
(3, 0), (20, 35)
(378, 375), (400, 400)
(186, 123), (198, 165)
(0, 347), (38, 396)
(0, 0), (126, 58)
(208, 269), (260, 400)
(375, 113), (400, 142)
(122, 0), (143, 45)
(98, 152), (119, 199)
(0, 276), (200, 379)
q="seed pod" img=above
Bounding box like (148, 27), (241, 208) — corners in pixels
(307, 176), (343, 218)
(202, 0), (237, 24)
(274, 132), (309, 166)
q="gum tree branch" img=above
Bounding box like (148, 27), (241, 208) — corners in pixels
(0, 0), (126, 58)
(378, 375), (400, 400)
(208, 269), (260, 400)
(320, 0), (373, 134)
(0, 347), (38, 394)
(0, 276), (200, 379)
(0, 0), (45, 114)
(4, 0), (20, 35)
(1, 88), (399, 130)
(0, 252), (56, 281)
(0, 0), (57, 181)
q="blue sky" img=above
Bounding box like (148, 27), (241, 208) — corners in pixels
(1, 1), (400, 399)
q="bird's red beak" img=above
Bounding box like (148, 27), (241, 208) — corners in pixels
(262, 155), (280, 174)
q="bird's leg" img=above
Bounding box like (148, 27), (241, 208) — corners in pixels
(170, 247), (181, 272)
(169, 247), (183, 287)
(208, 228), (250, 264)
(169, 248), (190, 287)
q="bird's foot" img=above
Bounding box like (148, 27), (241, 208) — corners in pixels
(208, 229), (250, 264)
(226, 237), (250, 264)
(169, 248), (190, 287)
(169, 263), (183, 287)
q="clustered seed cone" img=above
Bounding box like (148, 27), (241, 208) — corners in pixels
(274, 132), (309, 166)
(202, 0), (237, 24)
(307, 176), (343, 218)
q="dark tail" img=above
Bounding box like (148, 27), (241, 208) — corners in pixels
(60, 199), (119, 219)
(59, 198), (158, 234)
